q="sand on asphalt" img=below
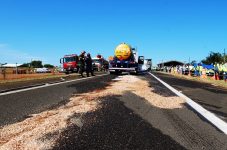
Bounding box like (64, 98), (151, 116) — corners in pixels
(0, 75), (185, 150)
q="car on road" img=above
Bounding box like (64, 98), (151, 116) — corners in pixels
(35, 68), (51, 73)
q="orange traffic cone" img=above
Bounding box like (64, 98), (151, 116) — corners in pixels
(215, 73), (219, 80)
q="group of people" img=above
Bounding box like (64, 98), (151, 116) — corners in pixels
(78, 51), (95, 77)
(165, 63), (227, 82)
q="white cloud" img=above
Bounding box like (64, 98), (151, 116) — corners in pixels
(0, 44), (46, 64)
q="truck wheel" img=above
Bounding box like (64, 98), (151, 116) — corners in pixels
(65, 71), (69, 74)
(115, 70), (122, 75)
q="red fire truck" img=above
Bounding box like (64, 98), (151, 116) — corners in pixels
(60, 54), (79, 74)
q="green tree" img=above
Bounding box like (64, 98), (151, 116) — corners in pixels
(20, 63), (30, 67)
(201, 52), (223, 64)
(44, 64), (54, 68)
(31, 60), (43, 68)
(190, 60), (197, 65)
(224, 55), (227, 63)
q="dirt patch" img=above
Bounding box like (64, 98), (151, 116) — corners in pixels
(0, 75), (185, 150)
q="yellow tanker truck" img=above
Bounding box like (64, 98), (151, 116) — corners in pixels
(109, 43), (147, 74)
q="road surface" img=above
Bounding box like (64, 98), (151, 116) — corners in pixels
(0, 72), (106, 93)
(153, 72), (227, 122)
(0, 73), (227, 150)
(0, 73), (111, 126)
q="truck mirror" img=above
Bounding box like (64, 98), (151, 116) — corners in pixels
(60, 58), (64, 64)
(138, 56), (144, 64)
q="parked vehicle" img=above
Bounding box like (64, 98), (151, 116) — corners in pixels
(92, 55), (108, 71)
(109, 43), (150, 74)
(144, 59), (152, 71)
(35, 68), (51, 73)
(60, 54), (79, 74)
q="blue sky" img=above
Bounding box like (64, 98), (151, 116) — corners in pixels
(0, 0), (227, 66)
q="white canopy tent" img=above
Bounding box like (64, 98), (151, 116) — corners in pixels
(2, 64), (22, 68)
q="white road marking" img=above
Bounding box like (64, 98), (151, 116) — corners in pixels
(0, 74), (108, 96)
(148, 72), (227, 134)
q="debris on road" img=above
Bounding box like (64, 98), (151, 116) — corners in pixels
(0, 75), (185, 150)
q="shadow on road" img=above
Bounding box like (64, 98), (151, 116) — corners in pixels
(67, 75), (117, 94)
(52, 94), (186, 150)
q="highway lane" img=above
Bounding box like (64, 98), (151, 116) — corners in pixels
(53, 74), (227, 150)
(0, 72), (106, 93)
(1, 73), (227, 149)
(152, 72), (227, 122)
(0, 74), (113, 127)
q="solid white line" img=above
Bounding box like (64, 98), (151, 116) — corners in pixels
(0, 74), (108, 96)
(148, 72), (227, 134)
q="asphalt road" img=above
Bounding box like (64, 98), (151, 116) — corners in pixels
(0, 74), (112, 127)
(0, 72), (106, 93)
(53, 74), (227, 150)
(153, 72), (227, 122)
(1, 73), (227, 149)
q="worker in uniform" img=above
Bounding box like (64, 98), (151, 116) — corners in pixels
(78, 51), (86, 77)
(199, 64), (203, 77)
(85, 53), (95, 77)
(223, 64), (227, 82)
(195, 64), (199, 76)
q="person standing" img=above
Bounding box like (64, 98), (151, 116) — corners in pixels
(85, 53), (95, 77)
(223, 63), (227, 82)
(78, 51), (86, 77)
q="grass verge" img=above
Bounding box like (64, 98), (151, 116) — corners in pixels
(156, 71), (227, 89)
(0, 74), (69, 84)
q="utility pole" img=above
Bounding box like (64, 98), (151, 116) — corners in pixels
(0, 63), (2, 74)
(224, 48), (226, 63)
(1, 63), (6, 80)
(16, 63), (18, 74)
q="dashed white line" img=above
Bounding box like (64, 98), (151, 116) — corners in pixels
(148, 72), (227, 134)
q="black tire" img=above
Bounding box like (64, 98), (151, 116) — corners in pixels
(115, 70), (120, 75)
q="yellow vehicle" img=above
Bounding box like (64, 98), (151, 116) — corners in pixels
(109, 43), (146, 74)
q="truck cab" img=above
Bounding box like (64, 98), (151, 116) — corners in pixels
(60, 54), (79, 74)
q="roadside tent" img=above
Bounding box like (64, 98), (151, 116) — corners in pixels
(202, 64), (214, 70)
(2, 64), (22, 68)
(193, 63), (214, 70)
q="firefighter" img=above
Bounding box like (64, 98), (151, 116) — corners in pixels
(85, 53), (95, 77)
(78, 51), (86, 77)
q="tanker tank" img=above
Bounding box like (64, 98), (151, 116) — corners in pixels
(114, 43), (132, 61)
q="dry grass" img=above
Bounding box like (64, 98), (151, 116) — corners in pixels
(0, 73), (67, 84)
